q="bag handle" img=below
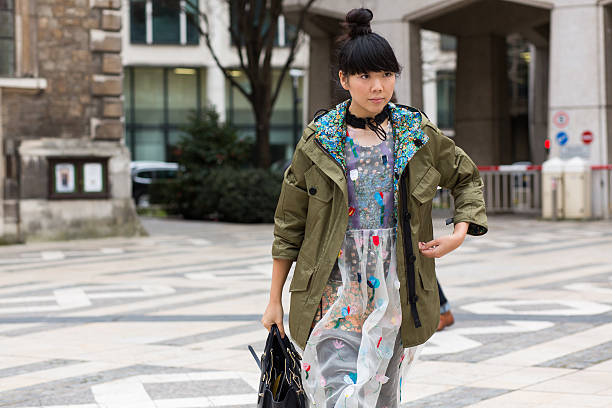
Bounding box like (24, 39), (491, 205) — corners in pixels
(247, 344), (261, 370)
(246, 323), (286, 371)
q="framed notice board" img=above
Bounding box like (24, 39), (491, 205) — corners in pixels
(48, 157), (109, 199)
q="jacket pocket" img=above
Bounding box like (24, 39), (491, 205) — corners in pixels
(304, 165), (333, 203)
(412, 165), (441, 205)
(289, 260), (316, 292)
(418, 257), (436, 291)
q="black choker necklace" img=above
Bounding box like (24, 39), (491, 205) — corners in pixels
(345, 103), (390, 141)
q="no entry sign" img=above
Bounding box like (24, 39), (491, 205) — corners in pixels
(582, 130), (593, 145)
(553, 111), (569, 128)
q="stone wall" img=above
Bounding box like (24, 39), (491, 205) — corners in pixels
(0, 0), (142, 243)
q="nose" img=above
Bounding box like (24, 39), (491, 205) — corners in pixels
(372, 77), (383, 92)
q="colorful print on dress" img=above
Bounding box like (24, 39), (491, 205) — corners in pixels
(305, 104), (424, 407)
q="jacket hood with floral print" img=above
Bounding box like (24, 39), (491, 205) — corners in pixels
(312, 98), (430, 220)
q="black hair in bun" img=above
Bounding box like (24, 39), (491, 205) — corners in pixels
(336, 8), (401, 76)
(344, 8), (373, 38)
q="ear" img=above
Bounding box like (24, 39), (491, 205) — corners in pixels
(338, 70), (349, 90)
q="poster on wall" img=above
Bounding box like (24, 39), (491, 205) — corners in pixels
(83, 162), (103, 192)
(55, 163), (75, 193)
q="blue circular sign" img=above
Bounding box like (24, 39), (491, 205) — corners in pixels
(556, 131), (568, 146)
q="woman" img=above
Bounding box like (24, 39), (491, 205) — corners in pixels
(262, 8), (488, 407)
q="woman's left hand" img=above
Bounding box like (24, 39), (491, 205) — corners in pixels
(418, 233), (465, 258)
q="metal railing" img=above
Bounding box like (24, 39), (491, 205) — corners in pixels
(434, 164), (542, 215)
(435, 164), (612, 218)
(479, 165), (542, 214)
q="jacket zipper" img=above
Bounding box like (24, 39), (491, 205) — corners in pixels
(399, 165), (422, 328)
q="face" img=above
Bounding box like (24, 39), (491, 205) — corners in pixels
(339, 70), (396, 117)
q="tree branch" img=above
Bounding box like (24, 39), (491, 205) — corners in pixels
(183, 0), (252, 102)
(270, 0), (316, 107)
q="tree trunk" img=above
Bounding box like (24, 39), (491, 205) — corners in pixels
(255, 110), (271, 168)
(252, 79), (272, 168)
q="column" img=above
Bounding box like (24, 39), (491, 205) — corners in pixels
(548, 1), (609, 217)
(375, 20), (423, 108)
(528, 44), (549, 165)
(454, 34), (510, 165)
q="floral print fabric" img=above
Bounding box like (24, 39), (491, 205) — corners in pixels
(313, 99), (430, 223)
(302, 124), (421, 408)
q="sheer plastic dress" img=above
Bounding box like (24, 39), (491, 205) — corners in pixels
(301, 122), (421, 408)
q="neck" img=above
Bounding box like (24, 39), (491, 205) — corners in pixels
(348, 100), (384, 118)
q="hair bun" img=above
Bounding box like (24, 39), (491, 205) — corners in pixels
(344, 8), (373, 38)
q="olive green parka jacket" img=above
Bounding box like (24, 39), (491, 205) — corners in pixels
(271, 99), (488, 351)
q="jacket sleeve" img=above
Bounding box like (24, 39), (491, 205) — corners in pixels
(426, 121), (488, 236)
(271, 127), (314, 261)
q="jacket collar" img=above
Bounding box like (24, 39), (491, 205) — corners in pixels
(312, 98), (429, 194)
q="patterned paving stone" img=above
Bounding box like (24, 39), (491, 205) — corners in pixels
(0, 215), (610, 407)
(400, 387), (509, 408)
(537, 340), (612, 370)
(0, 365), (205, 407)
(0, 359), (84, 379)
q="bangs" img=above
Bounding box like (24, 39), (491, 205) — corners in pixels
(338, 34), (401, 75)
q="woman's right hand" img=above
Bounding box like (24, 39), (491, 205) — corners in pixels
(261, 301), (286, 338)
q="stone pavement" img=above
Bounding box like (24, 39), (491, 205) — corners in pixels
(0, 214), (611, 407)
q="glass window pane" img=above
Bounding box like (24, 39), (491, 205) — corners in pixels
(0, 10), (13, 37)
(156, 170), (177, 179)
(436, 71), (455, 129)
(185, 0), (199, 44)
(0, 1), (14, 10)
(200, 67), (207, 109)
(226, 71), (254, 126)
(123, 68), (133, 123)
(134, 130), (165, 161)
(285, 22), (297, 48)
(130, 0), (146, 44)
(168, 68), (197, 124)
(440, 34), (457, 51)
(187, 20), (199, 44)
(125, 127), (133, 159)
(133, 67), (164, 125)
(137, 171), (153, 179)
(0, 38), (14, 76)
(153, 1), (180, 44)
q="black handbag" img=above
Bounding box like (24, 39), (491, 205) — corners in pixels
(248, 324), (307, 408)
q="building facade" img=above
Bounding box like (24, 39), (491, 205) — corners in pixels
(121, 0), (310, 165)
(0, 0), (142, 243)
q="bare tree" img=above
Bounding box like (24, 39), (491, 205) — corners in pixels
(183, 0), (316, 168)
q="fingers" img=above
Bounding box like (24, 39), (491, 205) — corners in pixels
(277, 321), (286, 338)
(419, 239), (439, 249)
(419, 240), (439, 258)
(261, 318), (285, 338)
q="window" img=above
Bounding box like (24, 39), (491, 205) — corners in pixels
(230, 1), (296, 48)
(0, 0), (15, 76)
(130, 0), (199, 45)
(130, 0), (147, 43)
(440, 34), (457, 52)
(124, 66), (207, 162)
(436, 70), (455, 130)
(226, 68), (302, 163)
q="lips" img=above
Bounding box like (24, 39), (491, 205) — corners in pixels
(369, 98), (384, 103)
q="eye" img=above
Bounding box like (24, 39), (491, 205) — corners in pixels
(384, 72), (393, 77)
(360, 73), (369, 79)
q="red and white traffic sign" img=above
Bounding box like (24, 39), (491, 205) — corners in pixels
(581, 130), (593, 145)
(553, 111), (569, 128)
